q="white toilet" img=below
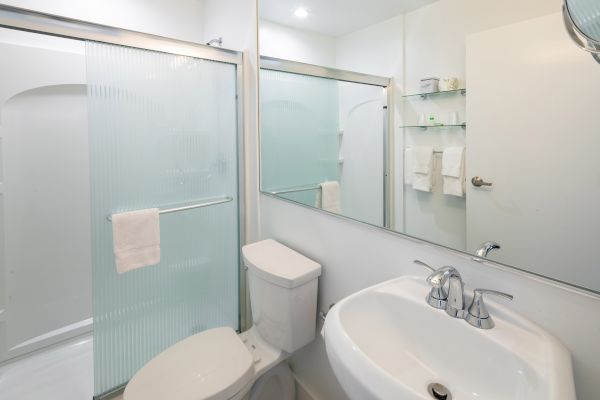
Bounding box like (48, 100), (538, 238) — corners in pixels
(124, 239), (322, 400)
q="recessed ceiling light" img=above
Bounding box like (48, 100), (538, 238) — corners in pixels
(294, 7), (308, 18)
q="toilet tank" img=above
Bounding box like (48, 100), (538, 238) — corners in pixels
(242, 239), (321, 353)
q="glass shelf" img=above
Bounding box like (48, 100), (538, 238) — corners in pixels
(401, 123), (466, 130)
(402, 88), (466, 100)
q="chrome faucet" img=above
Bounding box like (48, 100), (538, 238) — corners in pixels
(416, 260), (513, 329)
(475, 241), (501, 258)
(426, 266), (465, 318)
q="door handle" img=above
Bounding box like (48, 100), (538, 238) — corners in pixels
(471, 176), (492, 187)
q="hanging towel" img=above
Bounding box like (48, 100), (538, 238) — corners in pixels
(411, 146), (434, 192)
(112, 208), (160, 274)
(316, 181), (342, 213)
(442, 146), (466, 197)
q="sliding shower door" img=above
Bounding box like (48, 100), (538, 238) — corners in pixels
(87, 42), (241, 396)
(260, 69), (340, 206)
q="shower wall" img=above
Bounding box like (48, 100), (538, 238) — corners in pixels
(0, 30), (91, 362)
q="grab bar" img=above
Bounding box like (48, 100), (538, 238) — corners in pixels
(106, 196), (233, 221)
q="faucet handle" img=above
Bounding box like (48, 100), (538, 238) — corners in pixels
(413, 259), (435, 272)
(466, 288), (513, 329)
(413, 260), (448, 309)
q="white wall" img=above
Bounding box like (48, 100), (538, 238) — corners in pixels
(334, 14), (405, 230)
(259, 20), (336, 67)
(1, 0), (206, 43)
(401, 0), (560, 250)
(0, 32), (90, 361)
(466, 12), (600, 290)
(337, 83), (384, 226)
(258, 1), (600, 399)
(261, 194), (600, 400)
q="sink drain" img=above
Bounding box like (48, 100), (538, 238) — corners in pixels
(427, 383), (452, 400)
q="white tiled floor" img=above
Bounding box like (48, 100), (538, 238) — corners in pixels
(0, 334), (93, 400)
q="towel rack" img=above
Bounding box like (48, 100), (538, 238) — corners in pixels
(268, 185), (321, 195)
(106, 196), (233, 221)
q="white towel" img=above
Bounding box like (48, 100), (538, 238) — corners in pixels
(442, 146), (465, 197)
(316, 181), (342, 213)
(112, 208), (160, 274)
(413, 146), (433, 174)
(411, 146), (434, 192)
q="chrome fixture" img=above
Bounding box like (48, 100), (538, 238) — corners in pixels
(465, 289), (513, 329)
(421, 263), (514, 329)
(206, 37), (223, 47)
(106, 196), (233, 221)
(471, 176), (492, 187)
(427, 383), (452, 400)
(426, 266), (465, 318)
(562, 0), (600, 64)
(268, 184), (321, 195)
(475, 241), (501, 258)
(318, 303), (336, 322)
(413, 260), (448, 309)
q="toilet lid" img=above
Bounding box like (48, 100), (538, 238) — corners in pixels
(124, 327), (254, 400)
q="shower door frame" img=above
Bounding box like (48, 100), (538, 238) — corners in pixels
(259, 56), (394, 229)
(0, 2), (247, 363)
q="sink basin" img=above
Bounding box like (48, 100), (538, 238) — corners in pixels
(323, 276), (575, 400)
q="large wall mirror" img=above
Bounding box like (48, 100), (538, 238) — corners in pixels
(258, 0), (600, 294)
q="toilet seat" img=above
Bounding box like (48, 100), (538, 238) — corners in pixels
(124, 327), (254, 400)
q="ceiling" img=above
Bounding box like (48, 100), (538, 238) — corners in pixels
(259, 0), (437, 37)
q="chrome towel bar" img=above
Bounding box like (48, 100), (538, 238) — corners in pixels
(268, 185), (321, 195)
(106, 196), (233, 221)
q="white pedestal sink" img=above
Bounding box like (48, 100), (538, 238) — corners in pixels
(323, 276), (575, 400)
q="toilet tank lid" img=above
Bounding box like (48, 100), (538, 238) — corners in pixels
(242, 239), (321, 288)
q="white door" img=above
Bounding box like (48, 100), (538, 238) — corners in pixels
(465, 12), (600, 289)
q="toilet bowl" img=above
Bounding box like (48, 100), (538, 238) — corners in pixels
(124, 239), (321, 400)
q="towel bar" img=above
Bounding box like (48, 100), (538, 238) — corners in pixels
(106, 196), (233, 221)
(268, 185), (321, 195)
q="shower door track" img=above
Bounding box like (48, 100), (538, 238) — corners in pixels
(0, 0), (248, 367)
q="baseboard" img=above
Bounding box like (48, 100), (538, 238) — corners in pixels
(294, 373), (319, 400)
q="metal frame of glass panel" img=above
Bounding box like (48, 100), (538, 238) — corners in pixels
(0, 4), (247, 398)
(259, 56), (394, 229)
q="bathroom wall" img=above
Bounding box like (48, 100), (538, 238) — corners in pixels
(261, 194), (600, 400)
(259, 20), (336, 67)
(333, 15), (405, 230)
(259, 1), (600, 399)
(0, 0), (206, 42)
(0, 34), (91, 360)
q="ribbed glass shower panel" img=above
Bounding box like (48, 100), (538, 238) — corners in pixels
(260, 69), (339, 205)
(86, 42), (239, 396)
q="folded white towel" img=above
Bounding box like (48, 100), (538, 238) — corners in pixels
(442, 146), (465, 197)
(316, 181), (342, 213)
(413, 146), (434, 174)
(112, 208), (160, 274)
(411, 146), (434, 192)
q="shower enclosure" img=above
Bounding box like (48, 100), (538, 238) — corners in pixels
(0, 5), (245, 399)
(259, 56), (392, 228)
